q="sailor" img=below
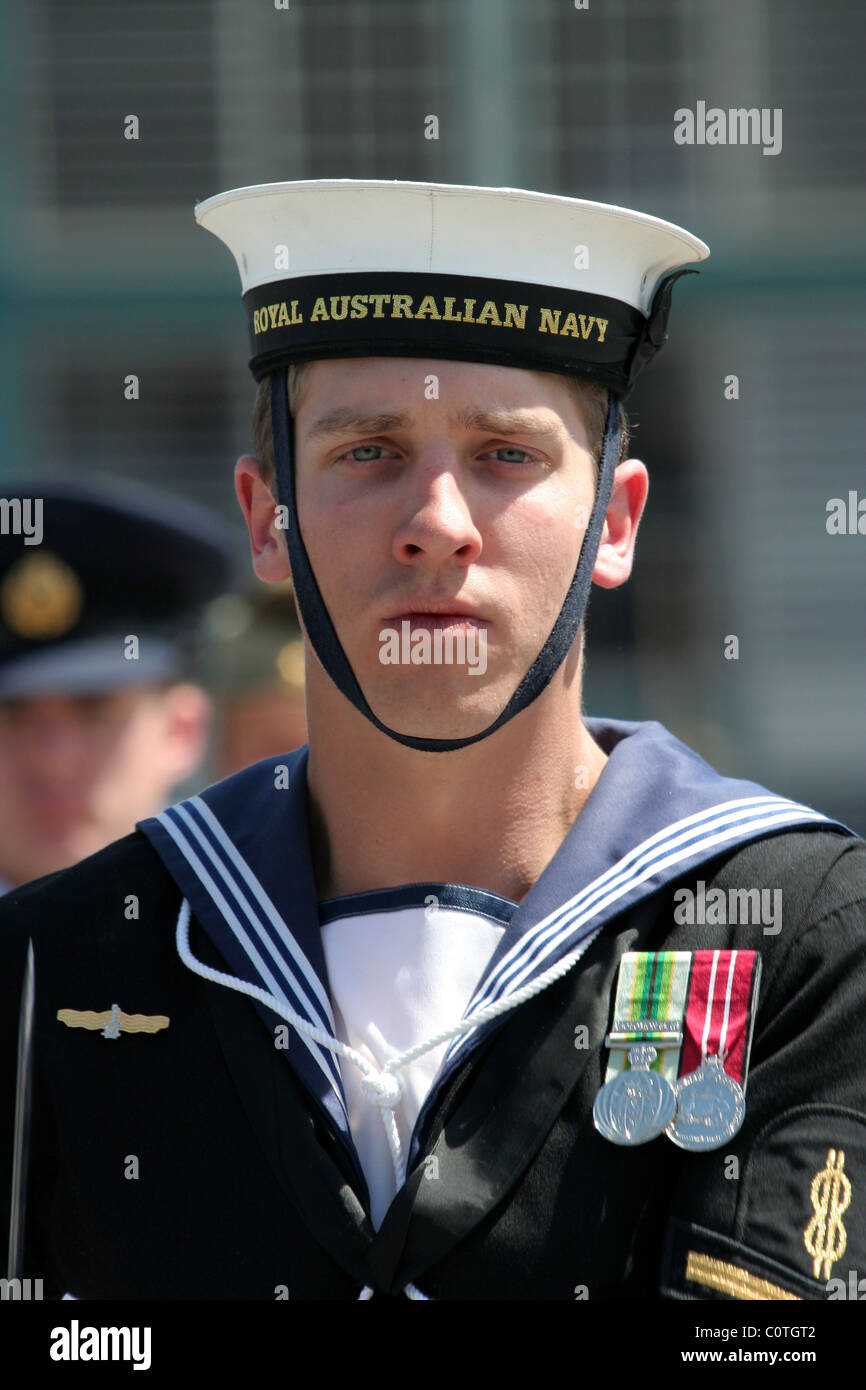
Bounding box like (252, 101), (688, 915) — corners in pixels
(1, 181), (864, 1302)
(0, 476), (235, 892)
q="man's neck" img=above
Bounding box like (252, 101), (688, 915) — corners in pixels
(305, 688), (608, 905)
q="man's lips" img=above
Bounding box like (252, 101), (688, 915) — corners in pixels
(387, 614), (487, 633)
(383, 599), (488, 627)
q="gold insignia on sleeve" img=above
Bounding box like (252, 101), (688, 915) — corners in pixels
(804, 1148), (851, 1279)
(1, 552), (84, 639)
(57, 1005), (170, 1038)
(685, 1252), (800, 1301)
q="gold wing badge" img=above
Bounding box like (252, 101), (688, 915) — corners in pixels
(57, 1005), (169, 1039)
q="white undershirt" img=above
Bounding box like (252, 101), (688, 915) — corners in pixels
(320, 898), (508, 1229)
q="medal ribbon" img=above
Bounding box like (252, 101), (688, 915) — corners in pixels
(680, 949), (761, 1086)
(604, 951), (691, 1084)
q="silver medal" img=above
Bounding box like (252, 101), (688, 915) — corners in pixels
(665, 1053), (746, 1150)
(593, 1045), (678, 1146)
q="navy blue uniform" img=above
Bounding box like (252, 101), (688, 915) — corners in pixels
(2, 720), (865, 1300)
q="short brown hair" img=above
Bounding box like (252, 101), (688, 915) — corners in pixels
(251, 363), (630, 489)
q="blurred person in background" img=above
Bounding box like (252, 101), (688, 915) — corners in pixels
(203, 579), (307, 778)
(0, 477), (235, 891)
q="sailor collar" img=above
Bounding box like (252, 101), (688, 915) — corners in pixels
(137, 717), (849, 1181)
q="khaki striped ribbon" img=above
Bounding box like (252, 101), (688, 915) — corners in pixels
(604, 952), (691, 1084)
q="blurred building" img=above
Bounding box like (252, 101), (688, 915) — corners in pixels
(1, 0), (862, 828)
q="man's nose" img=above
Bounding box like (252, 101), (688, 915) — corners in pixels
(392, 448), (483, 567)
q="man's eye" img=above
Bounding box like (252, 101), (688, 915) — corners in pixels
(488, 447), (534, 464)
(345, 445), (386, 462)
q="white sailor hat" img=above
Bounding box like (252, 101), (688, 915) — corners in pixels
(195, 180), (709, 396)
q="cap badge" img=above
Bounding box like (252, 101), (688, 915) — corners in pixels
(1, 552), (84, 640)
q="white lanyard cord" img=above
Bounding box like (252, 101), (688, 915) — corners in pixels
(176, 898), (603, 1299)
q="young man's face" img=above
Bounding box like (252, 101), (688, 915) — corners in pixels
(239, 357), (644, 741)
(0, 683), (210, 886)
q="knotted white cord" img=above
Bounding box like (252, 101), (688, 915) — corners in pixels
(176, 898), (602, 1301)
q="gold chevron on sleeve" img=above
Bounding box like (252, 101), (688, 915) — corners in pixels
(685, 1251), (801, 1301)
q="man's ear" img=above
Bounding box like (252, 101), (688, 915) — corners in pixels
(234, 455), (292, 583)
(591, 459), (649, 590)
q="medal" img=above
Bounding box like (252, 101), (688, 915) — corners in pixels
(666, 1052), (746, 1149)
(595, 948), (762, 1152)
(665, 949), (761, 1150)
(595, 951), (690, 1147)
(593, 1044), (678, 1145)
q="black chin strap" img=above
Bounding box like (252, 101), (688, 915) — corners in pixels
(271, 375), (621, 752)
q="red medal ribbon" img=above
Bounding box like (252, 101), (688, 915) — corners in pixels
(681, 950), (760, 1083)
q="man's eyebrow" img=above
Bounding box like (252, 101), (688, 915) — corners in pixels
(451, 406), (562, 438)
(304, 408), (412, 440)
(304, 404), (561, 441)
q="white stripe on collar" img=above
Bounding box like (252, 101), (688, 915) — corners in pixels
(443, 795), (831, 1068)
(179, 797), (335, 1028)
(157, 798), (347, 1109)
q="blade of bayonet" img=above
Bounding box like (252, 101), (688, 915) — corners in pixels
(7, 938), (34, 1280)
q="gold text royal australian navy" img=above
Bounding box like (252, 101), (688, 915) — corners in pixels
(251, 293), (609, 343)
